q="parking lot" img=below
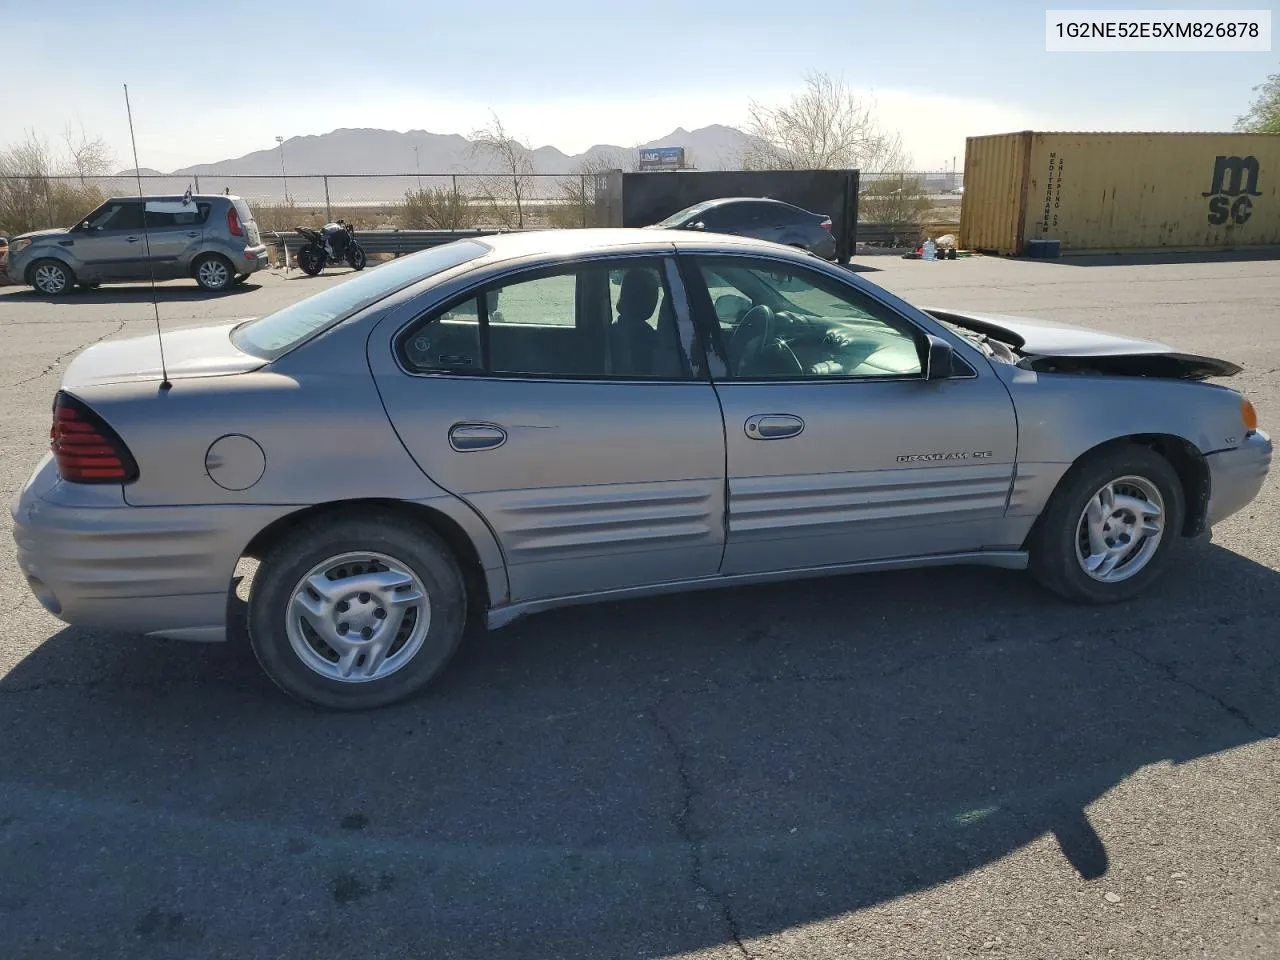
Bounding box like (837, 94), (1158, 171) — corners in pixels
(0, 252), (1277, 959)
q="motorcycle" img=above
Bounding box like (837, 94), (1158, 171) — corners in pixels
(294, 221), (367, 275)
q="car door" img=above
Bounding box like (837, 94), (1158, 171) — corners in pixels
(371, 253), (727, 604)
(681, 253), (1020, 576)
(74, 200), (148, 280)
(141, 199), (209, 279)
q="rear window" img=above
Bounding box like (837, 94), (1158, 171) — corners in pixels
(230, 240), (490, 360)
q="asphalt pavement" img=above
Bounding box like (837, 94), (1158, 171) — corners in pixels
(0, 253), (1276, 960)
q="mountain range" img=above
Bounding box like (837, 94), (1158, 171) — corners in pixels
(115, 125), (758, 204)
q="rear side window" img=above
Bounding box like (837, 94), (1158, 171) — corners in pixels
(398, 258), (690, 380)
(231, 240), (490, 360)
(232, 199), (255, 224)
(143, 202), (211, 228)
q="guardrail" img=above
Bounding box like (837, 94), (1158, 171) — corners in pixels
(263, 227), (518, 263)
(263, 223), (936, 264)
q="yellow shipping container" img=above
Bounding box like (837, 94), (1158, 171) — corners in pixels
(959, 131), (1280, 255)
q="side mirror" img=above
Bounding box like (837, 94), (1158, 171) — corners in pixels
(714, 293), (751, 322)
(687, 221), (705, 231)
(924, 334), (957, 380)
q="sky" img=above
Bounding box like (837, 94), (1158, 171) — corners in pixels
(0, 0), (1276, 172)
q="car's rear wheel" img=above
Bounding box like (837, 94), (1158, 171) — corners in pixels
(248, 512), (467, 710)
(1028, 444), (1184, 603)
(193, 254), (233, 292)
(29, 259), (74, 296)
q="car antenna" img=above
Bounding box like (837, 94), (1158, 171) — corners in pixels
(123, 83), (171, 391)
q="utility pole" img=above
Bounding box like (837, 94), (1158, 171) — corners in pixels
(413, 144), (422, 191)
(275, 135), (290, 204)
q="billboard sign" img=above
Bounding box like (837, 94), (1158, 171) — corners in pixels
(638, 146), (685, 171)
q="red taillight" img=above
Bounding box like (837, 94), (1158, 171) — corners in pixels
(819, 218), (832, 231)
(49, 391), (139, 484)
(227, 206), (243, 237)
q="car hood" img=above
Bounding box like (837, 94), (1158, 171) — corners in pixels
(11, 227), (70, 242)
(922, 307), (1242, 380)
(60, 319), (267, 388)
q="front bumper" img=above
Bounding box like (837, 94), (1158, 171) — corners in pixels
(1206, 430), (1272, 527)
(11, 454), (290, 642)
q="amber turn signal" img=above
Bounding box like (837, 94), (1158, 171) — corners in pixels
(1241, 397), (1259, 433)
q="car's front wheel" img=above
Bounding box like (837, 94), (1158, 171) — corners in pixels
(248, 512), (467, 710)
(29, 259), (75, 296)
(1028, 444), (1185, 603)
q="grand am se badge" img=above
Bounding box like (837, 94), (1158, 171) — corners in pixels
(896, 451), (995, 463)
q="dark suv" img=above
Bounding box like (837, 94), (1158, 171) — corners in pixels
(650, 197), (835, 260)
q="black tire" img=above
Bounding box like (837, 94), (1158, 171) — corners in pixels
(298, 246), (325, 276)
(232, 273), (249, 285)
(193, 254), (234, 292)
(346, 244), (367, 270)
(248, 512), (467, 710)
(28, 258), (75, 296)
(1028, 444), (1185, 604)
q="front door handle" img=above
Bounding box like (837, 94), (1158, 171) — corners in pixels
(126, 236), (140, 243)
(449, 422), (507, 452)
(745, 414), (805, 440)
(186, 231), (199, 238)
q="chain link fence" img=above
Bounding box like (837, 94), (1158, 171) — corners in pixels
(1, 170), (962, 238)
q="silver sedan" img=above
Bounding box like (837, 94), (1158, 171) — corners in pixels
(11, 229), (1272, 709)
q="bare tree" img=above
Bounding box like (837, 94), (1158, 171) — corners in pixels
(742, 72), (910, 173)
(469, 112), (535, 228)
(0, 129), (107, 237)
(62, 122), (115, 184)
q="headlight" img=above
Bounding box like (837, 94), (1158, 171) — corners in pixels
(9, 238), (32, 256)
(1241, 397), (1259, 435)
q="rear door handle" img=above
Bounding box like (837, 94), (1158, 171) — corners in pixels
(126, 236), (140, 243)
(745, 414), (804, 440)
(449, 422), (507, 451)
(186, 231), (199, 238)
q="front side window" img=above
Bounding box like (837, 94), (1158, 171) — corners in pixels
(691, 257), (924, 380)
(87, 202), (144, 232)
(399, 259), (690, 380)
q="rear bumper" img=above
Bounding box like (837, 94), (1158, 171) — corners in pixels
(241, 244), (269, 273)
(11, 454), (290, 642)
(1206, 430), (1272, 527)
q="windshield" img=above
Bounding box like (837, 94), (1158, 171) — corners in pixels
(231, 240), (489, 360)
(655, 201), (715, 227)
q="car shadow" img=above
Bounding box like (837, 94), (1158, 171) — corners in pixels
(0, 281), (267, 304)
(1, 539), (1277, 958)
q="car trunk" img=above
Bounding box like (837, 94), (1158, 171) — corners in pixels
(59, 320), (266, 388)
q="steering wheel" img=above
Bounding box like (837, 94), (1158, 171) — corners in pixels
(731, 304), (804, 377)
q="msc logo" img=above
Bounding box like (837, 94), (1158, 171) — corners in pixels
(1202, 155), (1261, 226)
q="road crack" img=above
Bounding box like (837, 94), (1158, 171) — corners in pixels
(15, 320), (128, 386)
(648, 707), (751, 959)
(1102, 634), (1259, 732)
